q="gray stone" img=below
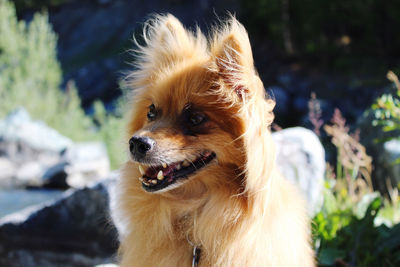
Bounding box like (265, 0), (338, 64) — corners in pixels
(64, 142), (110, 188)
(0, 139), (61, 166)
(0, 108), (72, 153)
(272, 127), (325, 216)
(0, 157), (15, 188)
(377, 139), (400, 191)
(0, 108), (111, 189)
(42, 162), (69, 189)
(0, 177), (118, 267)
(15, 161), (44, 187)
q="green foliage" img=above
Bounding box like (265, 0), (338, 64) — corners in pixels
(370, 71), (400, 164)
(312, 97), (400, 266)
(0, 0), (92, 140)
(371, 72), (400, 130)
(314, 188), (400, 266)
(0, 0), (126, 169)
(93, 100), (127, 170)
(372, 92), (400, 132)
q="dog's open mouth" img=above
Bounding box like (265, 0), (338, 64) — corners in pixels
(138, 151), (216, 192)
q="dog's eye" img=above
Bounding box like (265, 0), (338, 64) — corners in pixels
(189, 112), (206, 126)
(147, 104), (157, 121)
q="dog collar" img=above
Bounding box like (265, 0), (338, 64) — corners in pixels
(192, 245), (201, 267)
(187, 234), (201, 267)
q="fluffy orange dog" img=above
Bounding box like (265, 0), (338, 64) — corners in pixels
(114, 14), (314, 266)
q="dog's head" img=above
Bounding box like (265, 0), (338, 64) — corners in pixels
(126, 15), (275, 195)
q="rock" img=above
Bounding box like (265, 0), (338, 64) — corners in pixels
(0, 108), (73, 153)
(40, 142), (110, 189)
(64, 142), (110, 188)
(15, 161), (44, 187)
(0, 158), (16, 188)
(375, 140), (400, 193)
(272, 127), (325, 215)
(0, 108), (111, 189)
(383, 139), (400, 175)
(42, 162), (69, 189)
(0, 176), (118, 267)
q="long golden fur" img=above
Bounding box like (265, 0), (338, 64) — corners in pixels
(113, 14), (314, 266)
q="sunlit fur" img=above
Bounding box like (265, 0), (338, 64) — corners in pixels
(113, 14), (314, 266)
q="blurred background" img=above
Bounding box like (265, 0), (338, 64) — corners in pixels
(0, 0), (399, 266)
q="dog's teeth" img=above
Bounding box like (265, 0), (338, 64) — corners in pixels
(139, 177), (144, 182)
(182, 160), (190, 167)
(143, 181), (150, 186)
(176, 164), (181, 170)
(162, 163), (167, 168)
(151, 179), (157, 184)
(157, 170), (164, 180)
(138, 165), (145, 175)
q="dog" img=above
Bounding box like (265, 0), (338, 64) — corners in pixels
(112, 14), (314, 266)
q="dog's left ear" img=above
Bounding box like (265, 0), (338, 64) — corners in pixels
(211, 17), (257, 99)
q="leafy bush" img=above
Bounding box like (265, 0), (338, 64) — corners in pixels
(0, 0), (125, 169)
(311, 100), (400, 266)
(0, 0), (92, 140)
(93, 100), (127, 170)
(370, 71), (400, 164)
(314, 195), (400, 267)
(324, 109), (373, 202)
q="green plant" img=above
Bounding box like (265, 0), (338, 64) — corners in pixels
(314, 196), (400, 267)
(308, 95), (400, 266)
(0, 0), (92, 140)
(0, 0), (126, 169)
(324, 108), (373, 202)
(93, 99), (127, 170)
(371, 71), (400, 163)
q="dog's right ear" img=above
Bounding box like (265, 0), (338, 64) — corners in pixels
(131, 14), (207, 87)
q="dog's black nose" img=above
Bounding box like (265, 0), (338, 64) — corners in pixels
(129, 136), (155, 158)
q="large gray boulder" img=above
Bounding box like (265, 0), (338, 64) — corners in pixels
(0, 108), (110, 189)
(64, 142), (110, 188)
(272, 127), (325, 215)
(0, 108), (72, 153)
(0, 108), (70, 188)
(374, 139), (400, 193)
(0, 176), (118, 267)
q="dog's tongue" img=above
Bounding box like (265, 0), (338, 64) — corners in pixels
(145, 164), (175, 178)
